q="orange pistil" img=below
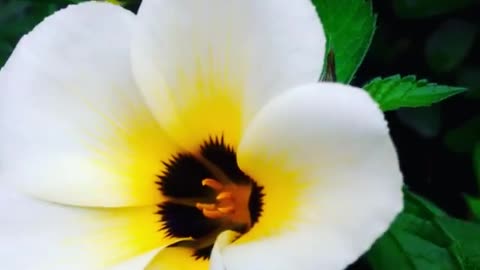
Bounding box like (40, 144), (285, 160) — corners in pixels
(196, 178), (253, 229)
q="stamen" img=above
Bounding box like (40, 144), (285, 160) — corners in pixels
(158, 137), (264, 256)
(195, 203), (216, 211)
(202, 208), (227, 219)
(196, 202), (235, 219)
(217, 206), (235, 214)
(202, 178), (224, 191)
(195, 155), (233, 185)
(216, 192), (233, 201)
(196, 177), (253, 229)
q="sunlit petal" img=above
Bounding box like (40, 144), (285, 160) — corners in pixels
(0, 187), (172, 270)
(132, 0), (325, 150)
(230, 83), (403, 270)
(0, 2), (178, 207)
(145, 245), (209, 270)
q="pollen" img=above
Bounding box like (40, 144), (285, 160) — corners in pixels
(197, 178), (253, 229)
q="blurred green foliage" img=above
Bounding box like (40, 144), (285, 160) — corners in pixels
(369, 190), (480, 270)
(0, 0), (143, 65)
(444, 116), (480, 153)
(362, 0), (480, 268)
(393, 0), (474, 18)
(396, 106), (441, 138)
(425, 20), (476, 73)
(475, 143), (480, 188)
(0, 1), (57, 65)
(457, 68), (480, 99)
(465, 196), (480, 220)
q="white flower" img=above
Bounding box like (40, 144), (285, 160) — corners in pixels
(0, 1), (403, 270)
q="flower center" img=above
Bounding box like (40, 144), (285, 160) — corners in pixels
(157, 136), (264, 260)
(196, 178), (253, 229)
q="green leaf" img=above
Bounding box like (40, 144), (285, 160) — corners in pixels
(435, 217), (480, 268)
(464, 144), (480, 220)
(368, 190), (480, 270)
(364, 75), (466, 111)
(444, 116), (480, 153)
(465, 196), (480, 221)
(393, 0), (474, 18)
(312, 0), (376, 83)
(403, 190), (447, 218)
(426, 20), (477, 73)
(474, 142), (480, 187)
(368, 216), (459, 270)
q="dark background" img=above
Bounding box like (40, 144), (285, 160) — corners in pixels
(352, 0), (480, 268)
(358, 0), (480, 218)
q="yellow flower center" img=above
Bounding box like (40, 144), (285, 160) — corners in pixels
(157, 136), (264, 260)
(197, 178), (253, 230)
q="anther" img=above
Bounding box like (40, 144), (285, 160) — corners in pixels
(217, 206), (235, 214)
(216, 192), (233, 201)
(202, 208), (226, 219)
(195, 203), (216, 211)
(202, 178), (224, 191)
(197, 178), (253, 228)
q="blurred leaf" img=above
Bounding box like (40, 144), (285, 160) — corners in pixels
(393, 0), (474, 18)
(426, 20), (477, 73)
(368, 190), (480, 270)
(105, 0), (125, 5)
(465, 143), (480, 220)
(0, 1), (29, 24)
(465, 196), (480, 221)
(313, 0), (376, 83)
(474, 142), (480, 194)
(364, 75), (466, 111)
(406, 193), (448, 219)
(396, 106), (441, 138)
(444, 116), (480, 153)
(368, 217), (459, 270)
(457, 68), (480, 99)
(0, 42), (13, 66)
(435, 217), (480, 268)
(0, 0), (62, 67)
(33, 0), (84, 4)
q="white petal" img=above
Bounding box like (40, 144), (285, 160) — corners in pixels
(132, 0), (325, 149)
(144, 245), (209, 270)
(226, 83), (403, 270)
(110, 248), (164, 270)
(0, 187), (173, 270)
(209, 231), (241, 270)
(0, 2), (178, 207)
